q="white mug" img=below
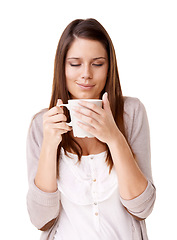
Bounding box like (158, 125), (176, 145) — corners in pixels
(59, 99), (102, 138)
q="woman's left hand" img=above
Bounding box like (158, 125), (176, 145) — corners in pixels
(72, 92), (120, 144)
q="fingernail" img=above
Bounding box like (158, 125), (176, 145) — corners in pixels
(102, 92), (108, 99)
(57, 99), (61, 106)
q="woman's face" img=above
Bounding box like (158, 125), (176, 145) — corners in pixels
(65, 38), (108, 99)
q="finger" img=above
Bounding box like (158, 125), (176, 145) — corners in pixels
(57, 128), (71, 136)
(77, 121), (96, 135)
(102, 92), (111, 113)
(57, 99), (63, 106)
(49, 113), (67, 123)
(45, 106), (64, 117)
(53, 122), (72, 131)
(73, 111), (100, 128)
(72, 105), (101, 120)
(78, 101), (103, 115)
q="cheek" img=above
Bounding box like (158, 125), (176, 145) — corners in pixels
(96, 68), (108, 84)
(66, 73), (78, 95)
(100, 70), (108, 90)
(65, 69), (78, 94)
(65, 68), (74, 81)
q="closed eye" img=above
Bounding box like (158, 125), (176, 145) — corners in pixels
(70, 64), (81, 67)
(92, 63), (103, 67)
(69, 63), (104, 67)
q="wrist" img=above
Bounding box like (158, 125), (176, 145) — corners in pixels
(42, 138), (59, 152)
(107, 129), (134, 164)
(41, 140), (59, 160)
(107, 128), (123, 148)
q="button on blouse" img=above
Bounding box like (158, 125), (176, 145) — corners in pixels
(54, 148), (132, 239)
(57, 148), (118, 205)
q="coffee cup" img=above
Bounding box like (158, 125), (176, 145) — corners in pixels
(59, 99), (102, 138)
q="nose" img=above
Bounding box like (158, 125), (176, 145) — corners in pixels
(81, 64), (93, 80)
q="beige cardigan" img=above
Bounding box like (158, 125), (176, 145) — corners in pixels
(26, 97), (156, 240)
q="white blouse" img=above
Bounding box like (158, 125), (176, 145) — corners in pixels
(54, 148), (133, 240)
(27, 97), (155, 240)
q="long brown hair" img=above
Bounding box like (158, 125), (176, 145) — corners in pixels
(49, 18), (126, 174)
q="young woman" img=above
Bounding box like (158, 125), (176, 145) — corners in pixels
(26, 18), (156, 240)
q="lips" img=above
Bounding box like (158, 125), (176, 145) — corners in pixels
(76, 83), (95, 89)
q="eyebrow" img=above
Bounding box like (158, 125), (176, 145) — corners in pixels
(93, 57), (106, 60)
(67, 57), (106, 60)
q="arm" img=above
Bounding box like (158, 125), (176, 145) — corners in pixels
(73, 94), (156, 220)
(26, 110), (60, 230)
(112, 98), (156, 220)
(107, 129), (151, 220)
(107, 129), (148, 201)
(26, 100), (72, 230)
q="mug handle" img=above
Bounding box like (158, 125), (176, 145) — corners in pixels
(58, 103), (72, 127)
(58, 103), (70, 109)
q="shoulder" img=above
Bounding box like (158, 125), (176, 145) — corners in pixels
(123, 97), (148, 143)
(123, 96), (147, 121)
(123, 96), (144, 113)
(29, 108), (48, 130)
(30, 108), (48, 126)
(28, 108), (48, 145)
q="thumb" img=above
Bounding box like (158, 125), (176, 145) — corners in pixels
(102, 92), (111, 112)
(56, 99), (63, 107)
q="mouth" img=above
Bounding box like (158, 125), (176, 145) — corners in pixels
(76, 82), (95, 90)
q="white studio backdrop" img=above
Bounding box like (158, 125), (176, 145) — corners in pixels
(0, 0), (176, 239)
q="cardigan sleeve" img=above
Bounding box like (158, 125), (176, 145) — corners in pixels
(120, 98), (156, 219)
(26, 110), (60, 230)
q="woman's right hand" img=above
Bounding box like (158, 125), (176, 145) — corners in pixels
(42, 99), (72, 148)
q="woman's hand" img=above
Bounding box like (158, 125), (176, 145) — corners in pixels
(42, 99), (72, 148)
(72, 92), (119, 144)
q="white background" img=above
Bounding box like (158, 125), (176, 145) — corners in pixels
(0, 0), (176, 239)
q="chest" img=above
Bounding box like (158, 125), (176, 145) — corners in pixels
(74, 137), (107, 155)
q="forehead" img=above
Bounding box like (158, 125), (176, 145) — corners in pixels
(66, 38), (107, 58)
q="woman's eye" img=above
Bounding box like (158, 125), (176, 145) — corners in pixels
(69, 63), (103, 67)
(92, 63), (103, 67)
(70, 64), (81, 67)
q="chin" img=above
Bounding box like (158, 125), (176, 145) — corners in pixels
(79, 94), (100, 100)
(69, 90), (102, 100)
